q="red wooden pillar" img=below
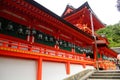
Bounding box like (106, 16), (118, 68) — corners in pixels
(93, 45), (97, 61)
(66, 61), (70, 75)
(82, 64), (86, 68)
(37, 57), (42, 80)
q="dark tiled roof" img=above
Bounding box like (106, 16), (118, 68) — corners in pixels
(61, 4), (76, 17)
(62, 2), (105, 29)
(62, 2), (90, 18)
(25, 0), (93, 39)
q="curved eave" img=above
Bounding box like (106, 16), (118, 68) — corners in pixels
(25, 0), (94, 40)
(105, 47), (118, 58)
(61, 5), (75, 17)
(62, 2), (89, 18)
(82, 8), (105, 30)
(62, 2), (105, 30)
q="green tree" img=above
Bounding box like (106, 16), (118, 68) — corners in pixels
(96, 23), (120, 47)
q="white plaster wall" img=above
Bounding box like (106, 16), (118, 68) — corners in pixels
(42, 61), (68, 80)
(70, 64), (85, 76)
(86, 65), (95, 69)
(42, 61), (94, 80)
(0, 57), (37, 80)
(0, 57), (94, 80)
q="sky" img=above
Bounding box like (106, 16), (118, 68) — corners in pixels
(34, 0), (120, 25)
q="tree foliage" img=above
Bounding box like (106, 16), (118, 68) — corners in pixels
(96, 23), (120, 47)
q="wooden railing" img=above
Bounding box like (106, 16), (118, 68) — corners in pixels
(97, 59), (116, 70)
(0, 37), (94, 62)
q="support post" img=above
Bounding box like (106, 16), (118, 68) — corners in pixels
(92, 36), (99, 71)
(37, 57), (42, 80)
(66, 62), (70, 75)
(82, 64), (86, 68)
(93, 45), (96, 61)
(90, 10), (99, 71)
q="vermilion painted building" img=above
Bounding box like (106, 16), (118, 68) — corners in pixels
(0, 0), (117, 80)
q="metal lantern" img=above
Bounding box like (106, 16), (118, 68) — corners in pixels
(18, 26), (23, 34)
(45, 36), (48, 41)
(25, 28), (30, 35)
(55, 40), (59, 45)
(59, 40), (63, 45)
(62, 41), (67, 47)
(7, 22), (14, 31)
(78, 47), (81, 50)
(68, 42), (72, 47)
(72, 44), (75, 49)
(32, 28), (36, 35)
(49, 37), (54, 42)
(80, 49), (84, 52)
(38, 33), (43, 40)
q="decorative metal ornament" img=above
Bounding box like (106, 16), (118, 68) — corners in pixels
(25, 28), (30, 35)
(49, 37), (54, 42)
(63, 42), (67, 47)
(56, 40), (59, 45)
(18, 26), (23, 34)
(45, 36), (48, 41)
(7, 22), (14, 31)
(68, 43), (72, 47)
(72, 44), (75, 49)
(32, 28), (36, 35)
(59, 40), (63, 45)
(80, 49), (84, 52)
(38, 34), (43, 40)
(78, 47), (81, 50)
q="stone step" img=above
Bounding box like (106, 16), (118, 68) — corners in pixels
(89, 76), (120, 79)
(87, 79), (120, 80)
(94, 70), (120, 73)
(92, 73), (120, 76)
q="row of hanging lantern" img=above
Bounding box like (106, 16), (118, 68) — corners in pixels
(37, 32), (54, 42)
(0, 18), (93, 54)
(103, 55), (116, 61)
(0, 20), (24, 34)
(35, 30), (93, 53)
(0, 20), (37, 34)
(0, 21), (15, 31)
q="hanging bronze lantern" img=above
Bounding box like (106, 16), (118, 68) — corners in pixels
(44, 35), (48, 41)
(38, 33), (43, 40)
(18, 25), (23, 34)
(7, 22), (14, 31)
(25, 27), (30, 35)
(49, 36), (54, 42)
(32, 28), (36, 35)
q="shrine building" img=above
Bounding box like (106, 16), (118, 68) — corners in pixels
(0, 0), (118, 80)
